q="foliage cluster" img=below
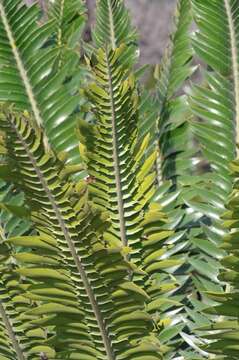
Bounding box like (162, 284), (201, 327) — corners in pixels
(0, 0), (238, 359)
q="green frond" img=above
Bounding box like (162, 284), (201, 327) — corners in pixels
(0, 109), (164, 360)
(0, 239), (25, 360)
(78, 46), (169, 265)
(191, 0), (238, 175)
(49, 0), (86, 49)
(0, 0), (83, 167)
(157, 0), (194, 106)
(154, 0), (195, 184)
(188, 1), (239, 313)
(191, 0), (239, 149)
(203, 158), (239, 359)
(78, 45), (181, 358)
(93, 0), (138, 64)
(148, 1), (235, 357)
(0, 199), (55, 360)
(190, 72), (236, 195)
(48, 0), (86, 66)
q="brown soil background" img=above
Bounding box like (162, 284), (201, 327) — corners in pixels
(26, 0), (177, 65)
(126, 0), (177, 64)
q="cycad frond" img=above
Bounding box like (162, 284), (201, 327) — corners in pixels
(203, 159), (239, 359)
(0, 200), (55, 360)
(49, 0), (86, 67)
(78, 46), (180, 359)
(155, 0), (195, 184)
(0, 0), (82, 166)
(49, 0), (86, 49)
(78, 45), (171, 266)
(191, 0), (238, 174)
(192, 0), (239, 134)
(150, 1), (232, 356)
(93, 0), (138, 65)
(188, 3), (239, 348)
(157, 0), (194, 106)
(0, 109), (163, 359)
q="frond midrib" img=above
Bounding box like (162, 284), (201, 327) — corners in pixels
(107, 0), (116, 49)
(105, 50), (127, 247)
(224, 0), (239, 150)
(0, 301), (25, 360)
(0, 3), (43, 128)
(9, 117), (115, 360)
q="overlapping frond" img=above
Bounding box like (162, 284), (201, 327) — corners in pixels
(78, 45), (184, 359)
(0, 109), (164, 359)
(78, 46), (172, 267)
(0, 180), (30, 238)
(202, 159), (239, 359)
(148, 0), (233, 357)
(0, 0), (83, 166)
(159, 0), (239, 357)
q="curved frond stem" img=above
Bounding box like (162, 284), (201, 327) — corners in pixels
(0, 3), (43, 128)
(105, 49), (127, 246)
(0, 301), (25, 360)
(224, 0), (239, 150)
(9, 117), (115, 360)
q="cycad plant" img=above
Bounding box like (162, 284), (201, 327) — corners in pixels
(0, 0), (239, 359)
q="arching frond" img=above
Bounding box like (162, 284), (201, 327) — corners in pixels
(139, 0), (194, 151)
(0, 109), (163, 360)
(0, 0), (83, 167)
